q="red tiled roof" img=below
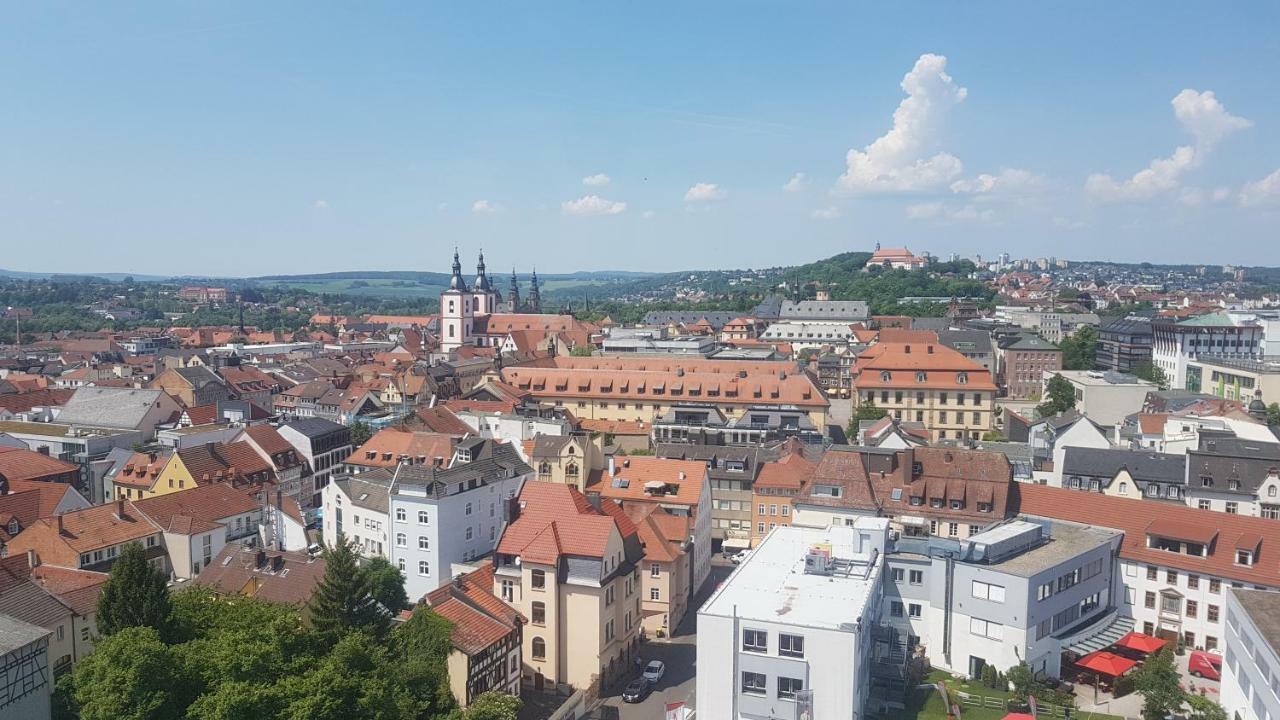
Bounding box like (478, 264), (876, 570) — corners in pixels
(7, 501), (159, 567)
(0, 483), (77, 542)
(0, 447), (80, 483)
(424, 564), (522, 655)
(133, 483), (261, 535)
(1017, 483), (1280, 586)
(177, 441), (275, 486)
(585, 457), (707, 510)
(0, 389), (74, 414)
(113, 451), (171, 490)
(345, 428), (456, 469)
(1138, 414), (1168, 435)
(754, 451), (818, 490)
(579, 419), (649, 436)
(497, 483), (633, 565)
(412, 406), (473, 436)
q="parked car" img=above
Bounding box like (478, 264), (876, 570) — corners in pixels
(642, 660), (666, 685)
(621, 678), (651, 703)
(1188, 650), (1222, 681)
(730, 550), (751, 565)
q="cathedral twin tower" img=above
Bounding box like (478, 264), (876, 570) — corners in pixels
(439, 251), (541, 352)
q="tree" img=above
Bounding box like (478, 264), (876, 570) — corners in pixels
(71, 627), (189, 720)
(1134, 647), (1185, 720)
(1267, 402), (1280, 427)
(1132, 361), (1170, 390)
(1185, 693), (1227, 720)
(1060, 325), (1099, 370)
(349, 421), (373, 447)
(1036, 374), (1077, 418)
(308, 541), (389, 641)
(362, 556), (410, 613)
(465, 691), (523, 720)
(96, 542), (173, 638)
(569, 344), (594, 357)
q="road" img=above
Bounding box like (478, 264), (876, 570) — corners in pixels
(597, 562), (734, 719)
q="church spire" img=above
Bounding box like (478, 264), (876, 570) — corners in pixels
(508, 267), (521, 312)
(475, 249), (492, 291)
(448, 248), (468, 291)
(528, 267), (542, 313)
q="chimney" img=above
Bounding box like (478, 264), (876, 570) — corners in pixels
(255, 550), (267, 568)
(608, 455), (616, 476)
(276, 490), (285, 551)
(454, 574), (466, 590)
(26, 549), (36, 569)
(115, 498), (126, 520)
(148, 452), (157, 464)
(905, 345), (912, 354)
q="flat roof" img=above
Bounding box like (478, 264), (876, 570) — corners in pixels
(700, 521), (886, 631)
(976, 520), (1119, 577)
(1190, 355), (1280, 375)
(1054, 370), (1155, 387)
(1233, 588), (1280, 657)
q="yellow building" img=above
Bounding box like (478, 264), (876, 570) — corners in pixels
(852, 341), (997, 442)
(500, 356), (829, 429)
(117, 441), (275, 500)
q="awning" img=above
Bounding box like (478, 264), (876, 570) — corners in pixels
(721, 536), (751, 550)
(1076, 651), (1137, 677)
(1062, 611), (1134, 656)
(1114, 631), (1166, 654)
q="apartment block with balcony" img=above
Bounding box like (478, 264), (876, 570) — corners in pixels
(1097, 317), (1153, 373)
(1152, 312), (1263, 390)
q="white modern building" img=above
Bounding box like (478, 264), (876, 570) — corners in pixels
(1042, 370), (1157, 428)
(323, 471), (392, 559)
(886, 519), (1123, 680)
(451, 405), (574, 460)
(697, 519), (890, 720)
(1223, 588), (1280, 720)
(1152, 313), (1263, 390)
(389, 438), (532, 602)
(760, 321), (862, 352)
(278, 418), (353, 508)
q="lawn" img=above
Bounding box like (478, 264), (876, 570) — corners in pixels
(875, 671), (1125, 720)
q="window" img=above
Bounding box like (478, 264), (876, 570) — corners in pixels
(777, 676), (804, 700)
(742, 671), (767, 696)
(781, 505), (790, 517)
(1166, 569), (1177, 584)
(1237, 549), (1254, 566)
(395, 533), (406, 547)
(532, 637), (546, 660)
(532, 569), (546, 589)
(909, 603), (922, 618)
(532, 601), (546, 625)
(1188, 574), (1199, 590)
(1146, 565), (1158, 580)
(418, 536), (429, 550)
(909, 570), (923, 585)
(1186, 600), (1198, 618)
(1226, 502), (1239, 514)
(970, 618), (1003, 640)
(418, 511), (429, 524)
(650, 587), (660, 601)
(1145, 591), (1156, 609)
(891, 568), (905, 582)
(418, 560), (430, 576)
(1198, 499), (1211, 510)
(1037, 582), (1053, 601)
(395, 508), (405, 521)
(398, 558), (406, 571)
(1208, 604), (1220, 622)
(891, 601), (904, 617)
(742, 629), (768, 653)
(758, 504), (766, 515)
(465, 527), (473, 540)
(780, 634), (804, 658)
(465, 502), (473, 516)
(1210, 579), (1221, 594)
(1161, 594), (1181, 614)
(972, 581), (1006, 603)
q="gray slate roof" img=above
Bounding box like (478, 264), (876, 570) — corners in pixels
(283, 417), (347, 438)
(1061, 447), (1186, 483)
(640, 311), (740, 331)
(0, 613), (51, 653)
(0, 582), (71, 630)
(779, 300), (869, 321)
(56, 387), (168, 429)
(334, 471), (392, 512)
(393, 440), (531, 494)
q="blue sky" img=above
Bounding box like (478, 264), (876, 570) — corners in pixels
(2, 2), (1278, 276)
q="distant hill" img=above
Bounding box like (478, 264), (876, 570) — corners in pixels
(0, 268), (171, 282)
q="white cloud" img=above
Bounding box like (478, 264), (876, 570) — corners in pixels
(905, 202), (943, 220)
(1240, 168), (1280, 208)
(471, 199), (500, 214)
(641, 210), (656, 219)
(1213, 187), (1232, 202)
(836, 53), (967, 193)
(561, 194), (627, 216)
(1172, 89), (1252, 148)
(950, 168), (1042, 195)
(1179, 187), (1206, 207)
(582, 173), (611, 187)
(783, 172), (807, 192)
(684, 182), (726, 202)
(1086, 89), (1250, 203)
(810, 206), (841, 220)
(312, 199), (329, 210)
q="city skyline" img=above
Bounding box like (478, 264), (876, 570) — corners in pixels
(2, 3), (1278, 276)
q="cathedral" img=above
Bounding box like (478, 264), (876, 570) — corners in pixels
(439, 251), (553, 353)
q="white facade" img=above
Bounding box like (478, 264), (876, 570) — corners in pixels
(389, 444), (532, 603)
(453, 411), (572, 460)
(1152, 317), (1263, 390)
(1120, 556), (1273, 654)
(760, 321), (861, 352)
(697, 520), (889, 720)
(1045, 371), (1157, 428)
(1223, 589), (1280, 720)
(322, 479), (389, 559)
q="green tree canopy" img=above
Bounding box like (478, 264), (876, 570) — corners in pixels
(465, 691), (523, 720)
(349, 421), (373, 447)
(1134, 647), (1184, 720)
(1060, 325), (1099, 370)
(96, 542), (173, 639)
(71, 627), (190, 720)
(1036, 374), (1077, 418)
(1132, 361), (1170, 389)
(362, 556), (411, 613)
(308, 541), (390, 641)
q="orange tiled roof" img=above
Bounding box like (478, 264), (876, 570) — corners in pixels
(0, 447), (80, 483)
(134, 482), (261, 535)
(345, 428), (456, 469)
(412, 406), (473, 436)
(0, 483), (78, 542)
(177, 441), (275, 486)
(424, 564), (522, 654)
(496, 483), (633, 565)
(578, 419), (649, 436)
(113, 451), (172, 490)
(7, 501), (159, 567)
(854, 342), (996, 391)
(585, 456), (707, 509)
(754, 451), (818, 491)
(1138, 414), (1168, 435)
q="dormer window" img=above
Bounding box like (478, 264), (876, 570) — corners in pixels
(1270, 486), (1278, 498)
(930, 498), (944, 509)
(957, 372), (968, 385)
(1237, 550), (1254, 566)
(916, 371), (927, 383)
(1229, 480), (1240, 491)
(880, 371), (891, 382)
(6, 519), (17, 535)
(1201, 476), (1213, 488)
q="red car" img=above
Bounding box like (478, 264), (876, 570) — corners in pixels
(1188, 650), (1222, 681)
